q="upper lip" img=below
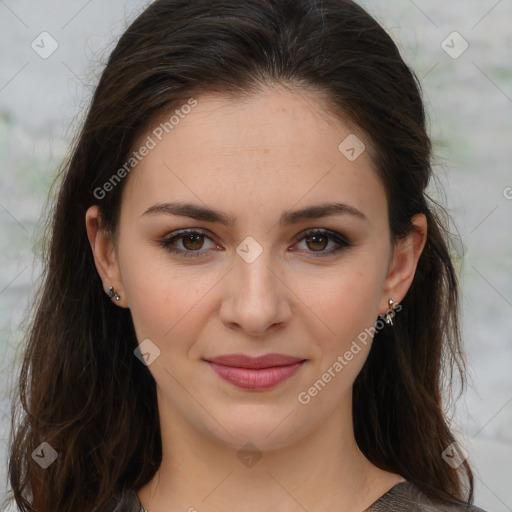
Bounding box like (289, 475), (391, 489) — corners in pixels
(205, 353), (306, 369)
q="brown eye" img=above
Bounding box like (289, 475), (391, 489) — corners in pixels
(159, 229), (218, 257)
(294, 228), (352, 257)
(182, 233), (205, 251)
(304, 233), (329, 252)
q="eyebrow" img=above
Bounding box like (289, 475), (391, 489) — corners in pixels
(141, 201), (368, 226)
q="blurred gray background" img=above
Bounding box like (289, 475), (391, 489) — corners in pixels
(0, 1), (511, 510)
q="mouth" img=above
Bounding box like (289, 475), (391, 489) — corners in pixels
(203, 353), (307, 390)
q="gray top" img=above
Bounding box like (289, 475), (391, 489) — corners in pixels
(109, 481), (487, 511)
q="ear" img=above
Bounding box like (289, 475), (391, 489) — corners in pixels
(85, 205), (128, 308)
(379, 213), (427, 315)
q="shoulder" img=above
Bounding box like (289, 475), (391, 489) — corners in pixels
(100, 488), (143, 512)
(366, 481), (488, 512)
(104, 483), (489, 512)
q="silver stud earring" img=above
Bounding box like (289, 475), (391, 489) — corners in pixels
(385, 299), (395, 325)
(108, 286), (120, 301)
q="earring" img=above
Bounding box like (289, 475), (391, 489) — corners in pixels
(385, 299), (395, 325)
(108, 286), (120, 301)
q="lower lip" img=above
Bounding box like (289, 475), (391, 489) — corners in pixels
(207, 361), (305, 390)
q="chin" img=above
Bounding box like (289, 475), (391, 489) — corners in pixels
(200, 405), (308, 452)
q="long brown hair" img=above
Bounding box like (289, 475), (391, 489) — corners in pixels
(5, 1), (474, 510)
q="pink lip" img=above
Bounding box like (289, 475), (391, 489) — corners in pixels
(204, 353), (306, 390)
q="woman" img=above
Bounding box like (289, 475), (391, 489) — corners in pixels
(6, 0), (487, 511)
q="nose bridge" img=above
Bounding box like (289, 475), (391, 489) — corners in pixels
(234, 236), (280, 307)
(237, 244), (275, 295)
(220, 236), (290, 335)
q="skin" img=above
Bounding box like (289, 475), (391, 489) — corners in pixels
(86, 85), (427, 512)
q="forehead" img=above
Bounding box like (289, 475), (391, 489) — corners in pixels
(121, 86), (386, 225)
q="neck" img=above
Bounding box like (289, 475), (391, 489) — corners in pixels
(138, 392), (404, 512)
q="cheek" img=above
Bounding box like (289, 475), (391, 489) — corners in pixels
(295, 267), (382, 412)
(306, 262), (384, 349)
(116, 237), (197, 343)
(117, 238), (228, 364)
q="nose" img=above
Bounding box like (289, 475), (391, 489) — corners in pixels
(219, 247), (293, 337)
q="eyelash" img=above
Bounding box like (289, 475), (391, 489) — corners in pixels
(158, 228), (352, 258)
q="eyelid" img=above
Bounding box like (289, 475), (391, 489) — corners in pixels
(289, 228), (353, 258)
(292, 228), (352, 247)
(158, 227), (352, 257)
(159, 228), (220, 249)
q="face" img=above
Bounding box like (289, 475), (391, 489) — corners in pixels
(88, 86), (420, 452)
